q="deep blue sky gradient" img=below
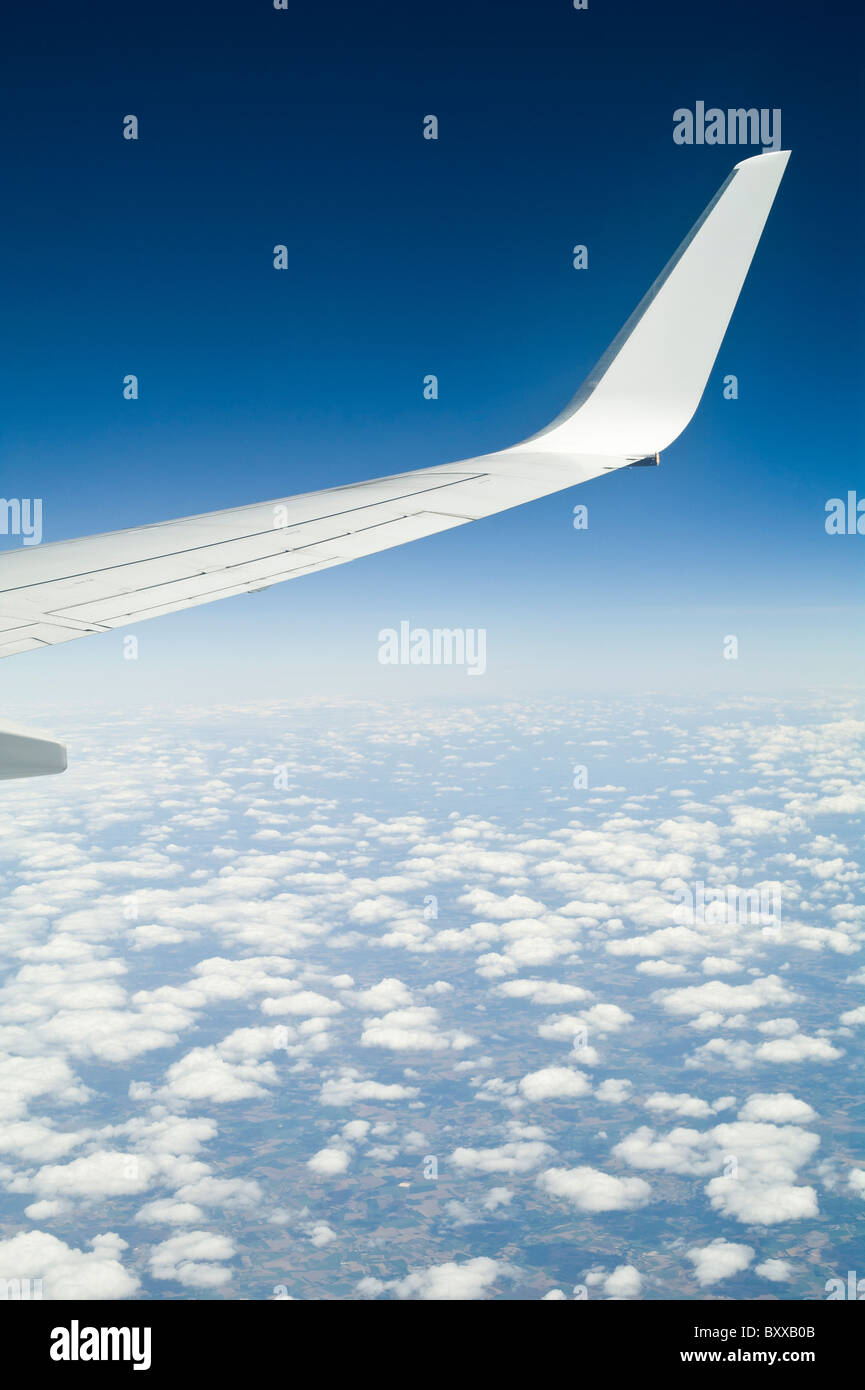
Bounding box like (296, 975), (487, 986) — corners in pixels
(1, 0), (863, 703)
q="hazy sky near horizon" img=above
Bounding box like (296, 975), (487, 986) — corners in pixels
(1, 0), (863, 708)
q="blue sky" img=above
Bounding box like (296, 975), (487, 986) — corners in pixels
(1, 0), (863, 705)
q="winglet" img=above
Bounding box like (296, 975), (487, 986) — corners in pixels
(522, 150), (790, 460)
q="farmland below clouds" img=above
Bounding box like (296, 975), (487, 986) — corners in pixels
(0, 693), (862, 1299)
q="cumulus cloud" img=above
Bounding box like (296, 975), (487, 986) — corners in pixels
(687, 1239), (754, 1286)
(135, 1199), (205, 1225)
(706, 1174), (818, 1224)
(848, 1169), (865, 1200)
(307, 1222), (338, 1247)
(350, 978), (414, 1011)
(0, 1230), (138, 1299)
(498, 979), (591, 1006)
(755, 1034), (843, 1064)
(537, 1166), (652, 1213)
(755, 1258), (794, 1282)
(644, 1092), (713, 1118)
(22, 1151), (158, 1201)
(481, 1186), (513, 1211)
(360, 1006), (474, 1053)
(318, 1069), (419, 1106)
(657, 975), (797, 1019)
(307, 1147), (350, 1177)
(357, 1256), (513, 1300)
(518, 1067), (591, 1102)
(602, 1264), (643, 1298)
(451, 1140), (552, 1175)
(596, 1079), (633, 1104)
(737, 1092), (817, 1123)
(614, 1117), (820, 1226)
(149, 1231), (236, 1288)
(160, 1047), (279, 1104)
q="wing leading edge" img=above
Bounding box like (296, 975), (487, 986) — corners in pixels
(0, 152), (788, 675)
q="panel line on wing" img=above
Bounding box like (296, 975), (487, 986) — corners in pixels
(0, 473), (490, 598)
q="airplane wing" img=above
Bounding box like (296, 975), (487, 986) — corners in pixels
(0, 150), (789, 775)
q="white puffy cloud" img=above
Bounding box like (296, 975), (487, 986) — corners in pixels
(579, 1003), (634, 1034)
(160, 1047), (278, 1104)
(451, 1141), (552, 1174)
(135, 1199), (205, 1225)
(307, 1146), (350, 1177)
(603, 1264), (643, 1298)
(687, 1032), (843, 1069)
(261, 989), (342, 1018)
(596, 1079), (633, 1104)
(644, 1092), (713, 1118)
(342, 1119), (371, 1142)
(0, 1120), (87, 1163)
(518, 1067), (591, 1102)
(706, 1175), (818, 1224)
(658, 975), (797, 1019)
(737, 1093), (817, 1123)
(361, 1006), (474, 1053)
(174, 1176), (262, 1210)
(755, 1034), (843, 1064)
(23, 1199), (69, 1221)
(318, 1069), (418, 1106)
(149, 1231), (235, 1288)
(687, 1239), (754, 1286)
(498, 979), (591, 1006)
(614, 1117), (820, 1226)
(351, 978), (414, 1011)
(537, 1166), (652, 1212)
(358, 1256), (512, 1300)
(755, 1258), (794, 1281)
(481, 1186), (513, 1211)
(307, 1222), (338, 1247)
(848, 1169), (865, 1200)
(24, 1151), (157, 1200)
(0, 1230), (138, 1299)
(0, 1053), (89, 1122)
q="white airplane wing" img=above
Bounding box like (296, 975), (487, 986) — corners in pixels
(0, 151), (788, 776)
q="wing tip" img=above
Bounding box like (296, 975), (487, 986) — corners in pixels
(733, 148), (791, 172)
(0, 721), (67, 780)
